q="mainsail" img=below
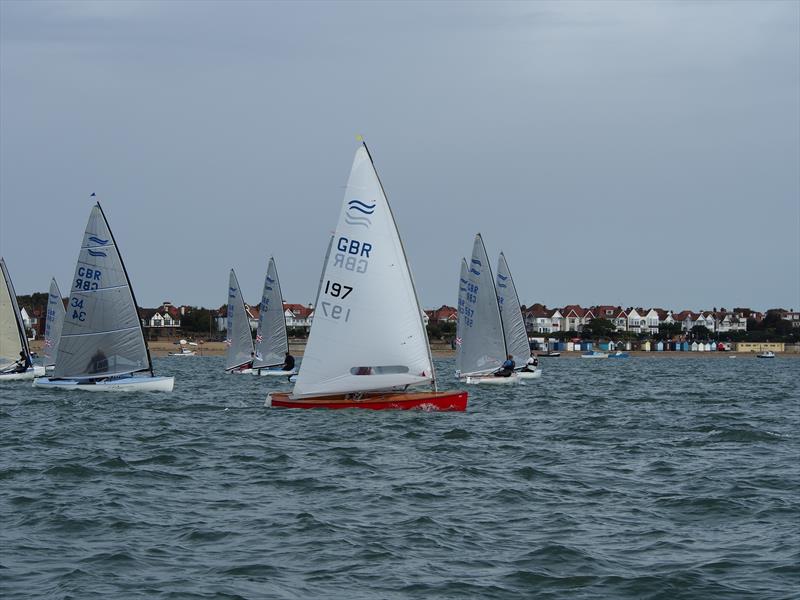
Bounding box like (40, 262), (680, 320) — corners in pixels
(225, 269), (254, 370)
(291, 143), (434, 398)
(43, 278), (66, 368)
(0, 257), (30, 371)
(456, 234), (506, 376)
(496, 252), (530, 367)
(54, 203), (153, 380)
(253, 258), (288, 369)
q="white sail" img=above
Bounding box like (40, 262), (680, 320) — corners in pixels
(454, 258), (468, 369)
(43, 278), (66, 368)
(225, 269), (254, 370)
(0, 258), (30, 371)
(496, 252), (530, 367)
(54, 204), (152, 380)
(291, 144), (434, 398)
(457, 234), (506, 376)
(253, 258), (288, 369)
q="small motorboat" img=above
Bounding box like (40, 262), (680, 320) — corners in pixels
(581, 350), (609, 359)
(169, 340), (197, 356)
(756, 351), (776, 359)
(537, 351), (560, 357)
(607, 351), (629, 358)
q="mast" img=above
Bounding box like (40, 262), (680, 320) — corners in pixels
(361, 140), (437, 390)
(95, 201), (154, 376)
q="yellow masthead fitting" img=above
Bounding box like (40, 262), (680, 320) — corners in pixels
(355, 134), (364, 142)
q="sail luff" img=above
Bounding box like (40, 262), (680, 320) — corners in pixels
(361, 141), (436, 389)
(455, 258), (468, 374)
(95, 202), (153, 376)
(225, 269), (255, 370)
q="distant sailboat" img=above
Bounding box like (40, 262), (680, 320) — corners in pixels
(0, 257), (44, 381)
(456, 235), (519, 385)
(225, 269), (255, 374)
(267, 141), (467, 410)
(252, 258), (295, 376)
(496, 252), (540, 379)
(34, 202), (174, 391)
(43, 278), (66, 371)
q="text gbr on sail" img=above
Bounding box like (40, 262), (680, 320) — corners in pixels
(333, 236), (371, 273)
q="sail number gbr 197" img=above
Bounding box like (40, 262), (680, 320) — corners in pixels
(321, 279), (353, 322)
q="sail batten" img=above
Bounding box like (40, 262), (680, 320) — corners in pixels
(225, 269), (255, 370)
(497, 253), (530, 367)
(291, 144), (434, 399)
(456, 234), (507, 376)
(53, 203), (153, 380)
(253, 258), (289, 369)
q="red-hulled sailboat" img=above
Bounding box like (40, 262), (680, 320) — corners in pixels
(266, 140), (467, 411)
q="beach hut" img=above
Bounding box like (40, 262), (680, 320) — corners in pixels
(710, 342), (717, 352)
(705, 342), (713, 352)
(643, 341), (651, 352)
(566, 342), (574, 352)
(697, 342), (705, 352)
(691, 341), (699, 351)
(656, 341), (664, 352)
(599, 342), (610, 350)
(609, 341), (616, 351)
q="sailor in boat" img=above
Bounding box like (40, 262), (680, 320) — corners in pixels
(494, 354), (515, 377)
(87, 349), (109, 375)
(282, 352), (295, 373)
(521, 353), (539, 373)
(12, 350), (31, 373)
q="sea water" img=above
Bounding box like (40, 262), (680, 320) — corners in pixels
(1, 357), (798, 599)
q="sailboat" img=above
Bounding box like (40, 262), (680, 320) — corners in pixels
(455, 235), (520, 385)
(496, 252), (540, 379)
(266, 141), (467, 410)
(43, 278), (66, 372)
(34, 202), (174, 391)
(0, 258), (44, 381)
(252, 257), (295, 376)
(168, 339), (197, 356)
(225, 269), (255, 374)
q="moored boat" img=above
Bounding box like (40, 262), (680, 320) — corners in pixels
(267, 140), (466, 410)
(581, 350), (609, 359)
(756, 351), (775, 359)
(34, 201), (174, 392)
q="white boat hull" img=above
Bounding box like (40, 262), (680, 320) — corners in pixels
(254, 368), (297, 377)
(33, 375), (174, 392)
(516, 369), (541, 379)
(464, 374), (521, 385)
(168, 352), (196, 356)
(228, 368), (253, 375)
(0, 366), (43, 381)
(581, 354), (609, 359)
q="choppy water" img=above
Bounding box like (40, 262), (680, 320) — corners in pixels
(1, 356), (798, 599)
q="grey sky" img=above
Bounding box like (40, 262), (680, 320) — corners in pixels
(1, 0), (798, 312)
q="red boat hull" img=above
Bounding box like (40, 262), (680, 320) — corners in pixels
(267, 390), (468, 411)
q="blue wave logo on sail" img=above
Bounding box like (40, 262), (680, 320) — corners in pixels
(471, 258), (482, 266)
(265, 286), (273, 291)
(49, 293), (60, 300)
(87, 249), (107, 257)
(345, 199), (376, 228)
(88, 236), (109, 245)
(469, 267), (481, 276)
(266, 276), (275, 284)
(228, 287), (237, 298)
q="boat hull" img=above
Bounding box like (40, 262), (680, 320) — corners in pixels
(516, 369), (541, 379)
(0, 366), (41, 382)
(33, 375), (174, 392)
(581, 353), (609, 359)
(463, 374), (521, 385)
(254, 368), (297, 377)
(168, 352), (196, 356)
(228, 368), (253, 374)
(266, 390), (467, 411)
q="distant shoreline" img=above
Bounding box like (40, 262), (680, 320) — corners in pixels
(28, 340), (799, 359)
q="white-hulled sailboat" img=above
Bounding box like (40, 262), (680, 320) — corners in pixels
(43, 278), (66, 372)
(0, 258), (44, 381)
(34, 202), (174, 392)
(225, 269), (255, 374)
(497, 252), (540, 379)
(455, 234), (519, 385)
(267, 141), (467, 410)
(252, 257), (295, 376)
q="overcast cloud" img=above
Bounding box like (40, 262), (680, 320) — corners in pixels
(1, 0), (798, 312)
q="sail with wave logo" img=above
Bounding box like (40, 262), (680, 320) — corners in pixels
(456, 234), (506, 376)
(289, 143), (435, 398)
(496, 252), (530, 367)
(252, 258), (288, 369)
(53, 204), (153, 380)
(43, 278), (66, 368)
(225, 269), (255, 371)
